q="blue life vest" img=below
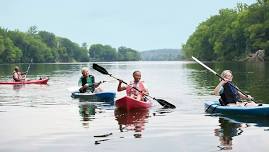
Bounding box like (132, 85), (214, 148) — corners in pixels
(220, 83), (240, 105)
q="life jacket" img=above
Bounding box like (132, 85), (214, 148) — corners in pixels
(80, 75), (95, 93)
(220, 83), (240, 105)
(126, 81), (146, 97)
(13, 71), (23, 82)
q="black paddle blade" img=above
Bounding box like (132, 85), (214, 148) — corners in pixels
(155, 98), (176, 109)
(93, 63), (109, 75)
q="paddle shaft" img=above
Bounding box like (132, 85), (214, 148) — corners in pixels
(106, 74), (152, 98)
(192, 56), (249, 97)
(25, 59), (33, 78)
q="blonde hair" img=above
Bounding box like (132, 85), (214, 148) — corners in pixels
(220, 70), (232, 78)
(81, 67), (89, 73)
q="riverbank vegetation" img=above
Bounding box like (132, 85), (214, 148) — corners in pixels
(183, 0), (269, 61)
(0, 26), (140, 63)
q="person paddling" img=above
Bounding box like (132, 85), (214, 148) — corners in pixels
(117, 70), (149, 101)
(13, 66), (26, 82)
(78, 67), (102, 93)
(213, 70), (260, 106)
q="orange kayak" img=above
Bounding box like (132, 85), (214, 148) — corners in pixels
(115, 96), (152, 110)
(0, 77), (49, 85)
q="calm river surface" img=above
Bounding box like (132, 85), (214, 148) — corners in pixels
(0, 61), (269, 152)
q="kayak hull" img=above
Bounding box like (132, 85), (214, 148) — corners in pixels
(205, 101), (269, 117)
(115, 96), (152, 110)
(71, 91), (116, 103)
(0, 78), (49, 85)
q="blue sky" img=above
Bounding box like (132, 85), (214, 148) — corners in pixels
(0, 0), (256, 51)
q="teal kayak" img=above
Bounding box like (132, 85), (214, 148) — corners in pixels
(71, 91), (116, 103)
(204, 101), (269, 117)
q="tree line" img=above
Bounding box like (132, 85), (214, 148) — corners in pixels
(183, 0), (269, 61)
(89, 45), (140, 61)
(0, 26), (140, 63)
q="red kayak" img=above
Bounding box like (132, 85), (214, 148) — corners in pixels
(0, 77), (49, 85)
(115, 96), (153, 110)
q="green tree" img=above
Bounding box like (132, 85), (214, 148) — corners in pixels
(0, 35), (22, 63)
(117, 46), (141, 61)
(38, 31), (57, 48)
(27, 26), (38, 35)
(183, 0), (269, 61)
(89, 44), (117, 61)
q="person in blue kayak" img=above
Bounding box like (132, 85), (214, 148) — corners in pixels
(213, 70), (259, 106)
(13, 66), (26, 82)
(78, 67), (102, 93)
(117, 70), (149, 101)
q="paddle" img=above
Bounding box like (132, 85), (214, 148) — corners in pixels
(92, 63), (176, 109)
(25, 58), (33, 78)
(192, 56), (250, 98)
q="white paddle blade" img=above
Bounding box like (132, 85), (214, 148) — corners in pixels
(192, 56), (217, 75)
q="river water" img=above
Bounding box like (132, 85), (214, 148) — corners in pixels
(0, 61), (269, 152)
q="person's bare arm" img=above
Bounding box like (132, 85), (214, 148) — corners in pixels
(117, 80), (126, 92)
(142, 88), (149, 96)
(238, 91), (252, 100)
(214, 82), (223, 95)
(213, 79), (228, 96)
(13, 73), (20, 81)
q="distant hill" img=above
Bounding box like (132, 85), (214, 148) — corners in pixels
(140, 49), (183, 61)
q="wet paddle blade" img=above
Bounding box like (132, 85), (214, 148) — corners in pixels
(93, 63), (109, 75)
(155, 98), (176, 109)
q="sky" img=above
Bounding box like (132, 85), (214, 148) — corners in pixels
(0, 0), (257, 51)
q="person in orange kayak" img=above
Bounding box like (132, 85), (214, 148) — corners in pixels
(13, 66), (26, 82)
(78, 67), (102, 93)
(213, 70), (260, 106)
(117, 70), (149, 101)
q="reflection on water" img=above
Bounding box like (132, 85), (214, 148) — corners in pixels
(78, 101), (114, 128)
(114, 108), (150, 138)
(13, 84), (24, 90)
(1, 62), (269, 152)
(212, 114), (269, 151)
(79, 103), (97, 128)
(218, 115), (269, 128)
(153, 108), (175, 116)
(214, 117), (248, 150)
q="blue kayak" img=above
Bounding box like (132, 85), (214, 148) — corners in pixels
(204, 101), (269, 117)
(71, 91), (116, 103)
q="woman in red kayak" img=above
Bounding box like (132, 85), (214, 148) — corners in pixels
(117, 70), (149, 101)
(13, 66), (26, 82)
(213, 70), (259, 106)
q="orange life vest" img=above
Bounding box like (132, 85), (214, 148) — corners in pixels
(126, 81), (146, 97)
